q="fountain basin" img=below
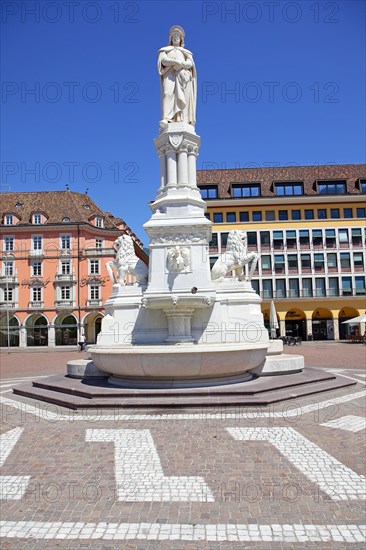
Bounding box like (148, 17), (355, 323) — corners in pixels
(89, 342), (268, 386)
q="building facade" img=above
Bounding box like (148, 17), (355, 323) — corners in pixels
(197, 164), (366, 341)
(0, 191), (147, 348)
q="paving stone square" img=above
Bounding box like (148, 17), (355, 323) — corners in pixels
(0, 343), (365, 549)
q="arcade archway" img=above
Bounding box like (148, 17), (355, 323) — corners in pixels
(26, 314), (48, 347)
(83, 312), (104, 344)
(285, 309), (306, 340)
(55, 314), (78, 346)
(339, 307), (360, 339)
(0, 315), (20, 347)
(312, 308), (333, 340)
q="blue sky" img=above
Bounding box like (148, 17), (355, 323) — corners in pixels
(1, 0), (365, 243)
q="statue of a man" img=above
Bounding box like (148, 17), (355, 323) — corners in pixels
(158, 26), (197, 128)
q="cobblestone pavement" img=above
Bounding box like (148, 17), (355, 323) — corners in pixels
(0, 344), (365, 549)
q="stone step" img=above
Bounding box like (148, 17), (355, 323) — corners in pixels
(13, 375), (356, 410)
(29, 368), (337, 399)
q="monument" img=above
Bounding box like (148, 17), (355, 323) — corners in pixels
(15, 27), (355, 407)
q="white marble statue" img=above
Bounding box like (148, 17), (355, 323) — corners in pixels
(211, 230), (259, 283)
(167, 245), (191, 272)
(106, 235), (148, 286)
(158, 25), (197, 128)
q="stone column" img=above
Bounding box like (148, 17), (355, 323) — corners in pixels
(48, 324), (56, 347)
(19, 325), (27, 348)
(159, 152), (166, 191)
(177, 149), (188, 185)
(166, 149), (177, 186)
(306, 318), (312, 340)
(279, 319), (286, 337)
(187, 147), (197, 187)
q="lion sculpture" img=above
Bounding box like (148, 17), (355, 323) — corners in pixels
(106, 235), (148, 286)
(166, 246), (191, 272)
(211, 230), (258, 283)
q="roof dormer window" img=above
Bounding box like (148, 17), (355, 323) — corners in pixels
(5, 214), (13, 225)
(33, 213), (42, 224)
(95, 216), (103, 228)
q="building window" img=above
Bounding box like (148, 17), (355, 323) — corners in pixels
(252, 211), (262, 222)
(247, 232), (257, 247)
(61, 235), (71, 250)
(32, 236), (42, 250)
(63, 217), (70, 223)
(301, 254), (311, 269)
(200, 185), (218, 199)
(338, 229), (349, 245)
(265, 211), (275, 221)
(232, 183), (260, 197)
(354, 252), (364, 269)
(220, 233), (228, 249)
(260, 231), (270, 247)
(355, 276), (366, 295)
(89, 259), (100, 275)
(314, 253), (324, 271)
(209, 256), (218, 270)
(239, 212), (249, 222)
(356, 208), (366, 218)
(279, 210), (288, 221)
(351, 228), (362, 246)
(330, 208), (340, 219)
(261, 256), (271, 271)
(95, 217), (103, 228)
(274, 254), (285, 273)
(341, 276), (352, 296)
(317, 209), (327, 219)
(328, 278), (339, 296)
(340, 252), (351, 269)
(262, 280), (273, 298)
(32, 262), (42, 276)
(95, 238), (103, 249)
(289, 279), (299, 297)
(90, 285), (100, 300)
(315, 278), (326, 297)
(61, 261), (71, 275)
(312, 230), (322, 248)
(273, 231), (284, 249)
(5, 214), (13, 225)
(4, 237), (14, 251)
(343, 208), (353, 218)
(317, 181), (346, 194)
(32, 287), (42, 301)
(302, 278), (312, 297)
(286, 230), (297, 248)
(61, 286), (71, 300)
(251, 279), (259, 294)
(299, 230), (310, 247)
(327, 253), (337, 270)
(4, 288), (13, 301)
(276, 279), (286, 298)
(275, 182), (303, 196)
(287, 254), (298, 270)
(325, 229), (336, 247)
(226, 212), (236, 223)
(305, 209), (314, 220)
(33, 213), (42, 224)
(360, 179), (366, 193)
(213, 212), (223, 223)
(291, 210), (301, 220)
(209, 234), (218, 251)
(4, 261), (13, 276)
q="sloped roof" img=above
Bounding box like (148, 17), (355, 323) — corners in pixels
(0, 190), (143, 248)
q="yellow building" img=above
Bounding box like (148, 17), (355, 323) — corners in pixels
(197, 164), (366, 341)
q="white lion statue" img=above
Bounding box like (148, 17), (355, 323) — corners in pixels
(167, 246), (191, 272)
(106, 235), (148, 286)
(211, 230), (258, 283)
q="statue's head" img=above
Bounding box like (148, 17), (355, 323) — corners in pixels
(169, 25), (185, 47)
